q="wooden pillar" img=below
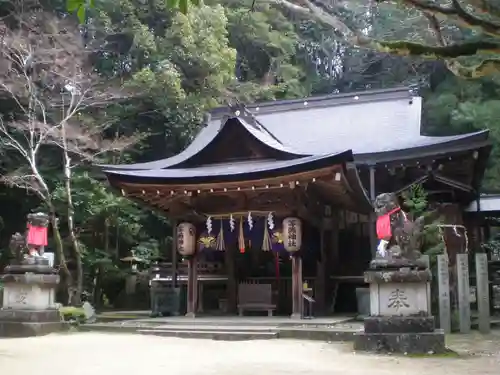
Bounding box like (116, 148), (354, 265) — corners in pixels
(291, 254), (303, 319)
(368, 166), (377, 258)
(329, 215), (340, 313)
(484, 222), (491, 242)
(225, 245), (237, 313)
(171, 221), (178, 289)
(317, 214), (336, 315)
(186, 255), (198, 317)
(316, 227), (326, 314)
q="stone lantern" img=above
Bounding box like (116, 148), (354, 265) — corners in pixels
(0, 216), (65, 337)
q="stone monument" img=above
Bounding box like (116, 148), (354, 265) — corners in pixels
(353, 193), (445, 354)
(0, 215), (66, 337)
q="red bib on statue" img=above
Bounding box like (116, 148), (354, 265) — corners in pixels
(376, 207), (400, 240)
(27, 224), (48, 246)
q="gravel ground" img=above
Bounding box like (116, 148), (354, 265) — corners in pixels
(0, 333), (500, 375)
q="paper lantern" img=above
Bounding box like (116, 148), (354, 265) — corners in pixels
(282, 217), (302, 252)
(177, 222), (196, 256)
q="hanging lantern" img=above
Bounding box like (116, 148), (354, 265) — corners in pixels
(282, 217), (302, 252)
(177, 222), (196, 256)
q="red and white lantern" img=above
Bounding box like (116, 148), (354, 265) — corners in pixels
(282, 217), (302, 252)
(177, 222), (196, 256)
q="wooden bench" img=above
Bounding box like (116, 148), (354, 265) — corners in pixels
(237, 283), (276, 316)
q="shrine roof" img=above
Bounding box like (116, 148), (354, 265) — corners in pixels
(104, 151), (352, 184)
(102, 86), (490, 172)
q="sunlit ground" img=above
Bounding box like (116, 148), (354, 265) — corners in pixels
(0, 332), (499, 375)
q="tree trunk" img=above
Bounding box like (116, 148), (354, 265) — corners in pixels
(47, 200), (73, 304)
(63, 151), (83, 306)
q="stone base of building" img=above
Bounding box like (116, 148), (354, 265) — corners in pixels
(363, 316), (436, 333)
(354, 316), (445, 354)
(0, 308), (67, 337)
(353, 331), (446, 354)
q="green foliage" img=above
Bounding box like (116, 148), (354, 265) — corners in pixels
(402, 184), (444, 258)
(481, 232), (500, 260)
(59, 306), (86, 323)
(402, 184), (428, 218)
(66, 0), (94, 23)
(422, 74), (500, 190)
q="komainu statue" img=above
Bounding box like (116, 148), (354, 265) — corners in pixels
(9, 232), (27, 263)
(374, 192), (425, 261)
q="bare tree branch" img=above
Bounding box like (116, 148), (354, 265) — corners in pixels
(272, 0), (500, 76)
(0, 4), (141, 304)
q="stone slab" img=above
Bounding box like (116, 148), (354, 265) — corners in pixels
(277, 328), (358, 342)
(370, 258), (427, 270)
(2, 273), (60, 287)
(0, 309), (60, 322)
(363, 316), (435, 334)
(420, 255), (432, 310)
(4, 264), (55, 274)
(0, 321), (67, 337)
(437, 254), (451, 333)
(2, 283), (56, 310)
(138, 329), (278, 341)
(353, 331), (446, 354)
(475, 253), (490, 334)
(370, 282), (430, 316)
(456, 253), (471, 333)
(365, 269), (431, 284)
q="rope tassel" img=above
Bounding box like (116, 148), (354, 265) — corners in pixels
(262, 224), (272, 251)
(238, 218), (245, 254)
(216, 219), (226, 251)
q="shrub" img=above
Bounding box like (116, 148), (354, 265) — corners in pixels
(59, 306), (86, 324)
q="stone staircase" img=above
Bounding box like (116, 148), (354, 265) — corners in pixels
(81, 316), (362, 341)
(138, 325), (279, 340)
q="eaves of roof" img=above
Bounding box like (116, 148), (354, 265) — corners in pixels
(103, 150), (353, 185)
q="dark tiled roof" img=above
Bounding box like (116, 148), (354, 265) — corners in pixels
(104, 151), (353, 184)
(101, 86), (490, 171)
(249, 95), (488, 159)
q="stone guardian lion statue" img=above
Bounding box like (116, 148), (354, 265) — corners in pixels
(374, 192), (425, 261)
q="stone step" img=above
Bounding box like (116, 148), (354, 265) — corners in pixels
(80, 323), (156, 333)
(80, 322), (362, 342)
(127, 318), (349, 329)
(137, 328), (278, 340)
(278, 327), (360, 342)
(155, 325), (277, 332)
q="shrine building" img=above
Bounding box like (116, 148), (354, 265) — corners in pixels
(101, 87), (491, 318)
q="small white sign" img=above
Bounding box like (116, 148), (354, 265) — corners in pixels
(44, 252), (55, 267)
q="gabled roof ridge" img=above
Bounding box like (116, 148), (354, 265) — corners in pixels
(210, 86), (413, 119)
(240, 106), (283, 145)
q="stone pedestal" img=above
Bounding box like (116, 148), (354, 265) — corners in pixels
(0, 258), (67, 337)
(354, 258), (445, 354)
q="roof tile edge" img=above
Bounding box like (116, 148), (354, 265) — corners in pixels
(209, 86), (414, 119)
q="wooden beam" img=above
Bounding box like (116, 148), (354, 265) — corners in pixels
(171, 220), (178, 289)
(113, 165), (340, 193)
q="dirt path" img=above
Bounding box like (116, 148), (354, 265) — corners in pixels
(0, 333), (499, 375)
